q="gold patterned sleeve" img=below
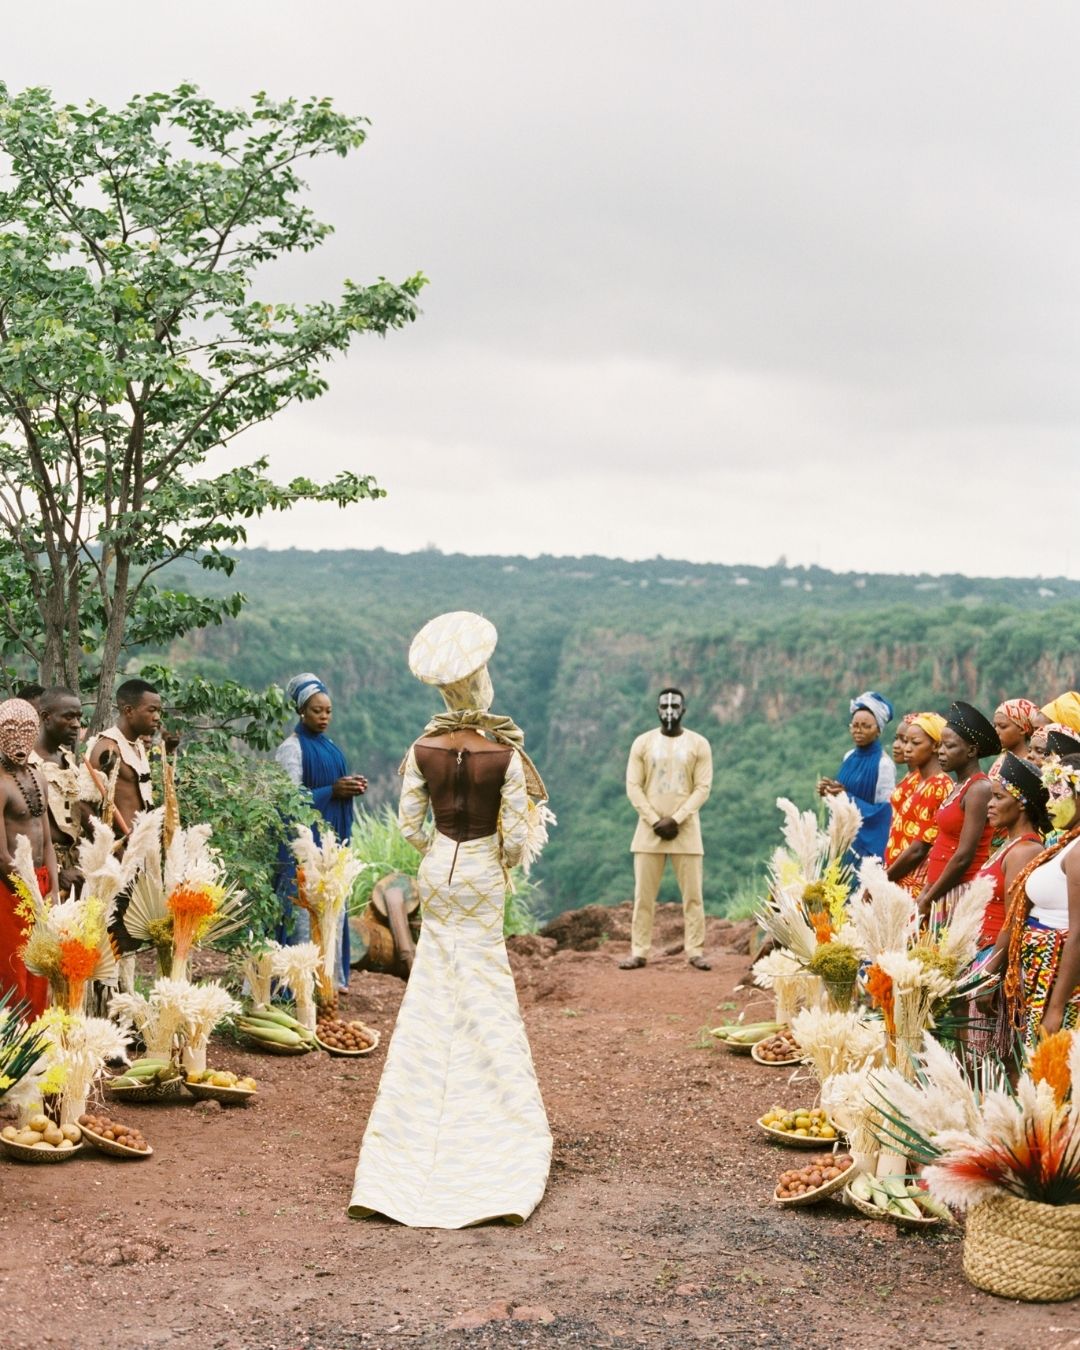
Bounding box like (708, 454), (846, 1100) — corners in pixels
(499, 749), (530, 871)
(398, 745), (433, 855)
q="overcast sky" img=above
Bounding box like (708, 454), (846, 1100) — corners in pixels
(7, 3), (1080, 576)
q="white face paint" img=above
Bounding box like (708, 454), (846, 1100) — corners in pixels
(658, 693), (684, 732)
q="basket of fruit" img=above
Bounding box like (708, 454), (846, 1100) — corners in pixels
(751, 1031), (803, 1066)
(184, 1069), (258, 1103)
(773, 1152), (855, 1207)
(77, 1112), (152, 1159)
(758, 1107), (839, 1147)
(710, 1021), (783, 1054)
(0, 1116), (83, 1162)
(106, 1058), (185, 1101)
(236, 1008), (316, 1055)
(845, 1172), (949, 1228)
(315, 1018), (380, 1057)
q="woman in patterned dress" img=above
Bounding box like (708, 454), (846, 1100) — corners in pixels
(884, 713), (951, 898)
(998, 752), (1080, 1049)
(350, 612), (552, 1228)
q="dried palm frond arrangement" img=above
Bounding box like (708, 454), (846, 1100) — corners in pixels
(109, 977), (201, 1064)
(7, 1006), (131, 1126)
(870, 1030), (1080, 1209)
(753, 796), (862, 1011)
(110, 812), (247, 979)
(290, 825), (363, 1010)
(12, 818), (157, 1013)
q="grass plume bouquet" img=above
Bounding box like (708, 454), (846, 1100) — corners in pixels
(291, 824), (362, 1009)
(790, 1006), (883, 1085)
(8, 1007), (130, 1126)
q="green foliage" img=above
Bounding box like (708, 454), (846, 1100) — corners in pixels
(141, 548), (1080, 919)
(0, 82), (424, 731)
(349, 805), (422, 915)
(173, 742), (316, 944)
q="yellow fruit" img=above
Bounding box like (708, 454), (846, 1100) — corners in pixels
(58, 1138), (74, 1151)
(62, 1124), (82, 1143)
(28, 1114), (49, 1133)
(1, 1125), (17, 1141)
(819, 1125), (837, 1139)
(794, 1128), (809, 1137)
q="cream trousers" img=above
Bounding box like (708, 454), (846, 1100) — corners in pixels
(630, 852), (705, 960)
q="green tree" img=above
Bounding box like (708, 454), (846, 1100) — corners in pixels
(0, 83), (425, 731)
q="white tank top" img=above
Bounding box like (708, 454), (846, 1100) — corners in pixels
(1026, 836), (1080, 931)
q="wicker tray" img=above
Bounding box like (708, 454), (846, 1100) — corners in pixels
(0, 1136), (84, 1164)
(185, 1079), (257, 1104)
(773, 1161), (854, 1208)
(757, 1118), (840, 1149)
(714, 1036), (757, 1055)
(844, 1183), (943, 1228)
(79, 1123), (154, 1160)
(106, 1076), (185, 1102)
(751, 1042), (803, 1067)
(314, 1024), (381, 1058)
(238, 1033), (311, 1056)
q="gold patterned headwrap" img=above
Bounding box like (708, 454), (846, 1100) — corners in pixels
(0, 697), (40, 764)
(910, 712), (946, 744)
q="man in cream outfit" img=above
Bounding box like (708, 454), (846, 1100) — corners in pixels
(620, 688), (714, 971)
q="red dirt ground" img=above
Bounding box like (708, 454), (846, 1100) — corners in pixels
(3, 902), (1079, 1350)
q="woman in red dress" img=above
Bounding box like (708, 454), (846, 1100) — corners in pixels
(884, 712), (951, 898)
(975, 754), (1049, 951)
(918, 701), (999, 920)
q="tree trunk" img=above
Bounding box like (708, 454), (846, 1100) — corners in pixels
(90, 555), (130, 733)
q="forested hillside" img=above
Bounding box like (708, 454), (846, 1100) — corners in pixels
(159, 549), (1080, 918)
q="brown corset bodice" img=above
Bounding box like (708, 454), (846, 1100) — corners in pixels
(414, 740), (513, 842)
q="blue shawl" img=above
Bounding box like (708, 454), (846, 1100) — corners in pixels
(275, 722), (352, 974)
(837, 741), (892, 863)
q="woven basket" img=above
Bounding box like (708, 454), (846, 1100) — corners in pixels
(773, 1161), (854, 1208)
(106, 1076), (184, 1102)
(315, 1024), (381, 1058)
(184, 1080), (257, 1104)
(0, 1137), (84, 1164)
(963, 1195), (1080, 1302)
(751, 1041), (803, 1067)
(845, 1185), (943, 1229)
(79, 1124), (153, 1159)
(757, 1118), (840, 1149)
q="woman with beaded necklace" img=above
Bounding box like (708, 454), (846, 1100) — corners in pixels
(916, 701), (999, 920)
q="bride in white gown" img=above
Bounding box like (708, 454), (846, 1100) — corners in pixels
(349, 611), (553, 1228)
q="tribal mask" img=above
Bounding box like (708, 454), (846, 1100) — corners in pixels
(0, 698), (41, 765)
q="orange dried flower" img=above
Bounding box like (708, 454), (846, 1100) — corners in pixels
(59, 939), (98, 982)
(866, 962), (896, 1039)
(168, 887), (218, 921)
(1030, 1029), (1074, 1106)
(810, 909), (834, 944)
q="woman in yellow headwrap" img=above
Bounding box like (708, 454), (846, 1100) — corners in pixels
(884, 712), (952, 897)
(1039, 691), (1080, 734)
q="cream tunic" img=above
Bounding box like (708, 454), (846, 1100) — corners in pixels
(626, 727), (713, 855)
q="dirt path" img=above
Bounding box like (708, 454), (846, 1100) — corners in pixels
(3, 906), (1080, 1350)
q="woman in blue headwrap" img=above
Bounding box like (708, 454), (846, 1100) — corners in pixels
(274, 673), (367, 990)
(817, 691), (896, 867)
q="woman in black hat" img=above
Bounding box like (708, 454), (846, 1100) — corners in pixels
(917, 702), (1000, 919)
(974, 754), (1049, 953)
